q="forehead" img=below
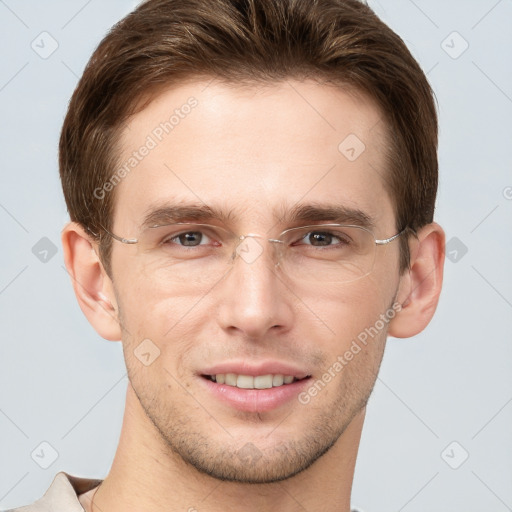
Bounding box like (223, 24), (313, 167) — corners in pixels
(113, 78), (395, 233)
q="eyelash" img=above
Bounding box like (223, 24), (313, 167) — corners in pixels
(162, 230), (350, 247)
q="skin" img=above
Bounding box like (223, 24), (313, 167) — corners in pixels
(64, 78), (445, 512)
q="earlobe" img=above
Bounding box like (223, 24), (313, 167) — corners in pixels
(61, 222), (122, 341)
(388, 222), (445, 338)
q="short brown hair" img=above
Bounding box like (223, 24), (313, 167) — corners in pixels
(59, 0), (438, 275)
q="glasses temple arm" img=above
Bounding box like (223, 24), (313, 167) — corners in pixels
(375, 227), (408, 245)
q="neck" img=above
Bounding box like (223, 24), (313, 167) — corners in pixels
(91, 384), (364, 512)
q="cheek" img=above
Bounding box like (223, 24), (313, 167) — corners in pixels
(112, 249), (201, 335)
(306, 276), (396, 343)
(319, 288), (392, 390)
(114, 278), (205, 379)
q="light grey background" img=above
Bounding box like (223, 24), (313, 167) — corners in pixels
(1, 1), (511, 511)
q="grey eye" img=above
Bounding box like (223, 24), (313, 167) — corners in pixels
(175, 231), (203, 246)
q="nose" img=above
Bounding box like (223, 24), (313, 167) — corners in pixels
(216, 236), (294, 340)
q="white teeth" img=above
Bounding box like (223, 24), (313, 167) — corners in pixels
(225, 373), (237, 386)
(209, 373), (300, 389)
(237, 375), (254, 389)
(272, 374), (284, 386)
(254, 374), (273, 389)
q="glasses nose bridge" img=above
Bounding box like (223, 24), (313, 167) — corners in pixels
(231, 232), (284, 266)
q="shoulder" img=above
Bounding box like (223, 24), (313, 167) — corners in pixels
(2, 472), (102, 512)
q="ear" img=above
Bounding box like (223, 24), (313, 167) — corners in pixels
(61, 222), (122, 341)
(388, 222), (445, 338)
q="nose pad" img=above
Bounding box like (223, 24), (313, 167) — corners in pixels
(234, 235), (265, 265)
(233, 234), (282, 269)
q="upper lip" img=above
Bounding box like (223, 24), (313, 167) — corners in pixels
(200, 360), (311, 379)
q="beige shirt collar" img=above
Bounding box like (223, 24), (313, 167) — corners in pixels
(8, 472), (102, 512)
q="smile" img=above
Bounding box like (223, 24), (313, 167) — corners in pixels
(203, 373), (308, 389)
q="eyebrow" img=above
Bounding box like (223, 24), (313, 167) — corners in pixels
(285, 203), (374, 229)
(140, 203), (235, 230)
(140, 201), (374, 231)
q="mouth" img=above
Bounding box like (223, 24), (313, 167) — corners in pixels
(199, 362), (313, 412)
(201, 373), (310, 389)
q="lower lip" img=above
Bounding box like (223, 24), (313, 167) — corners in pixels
(200, 376), (311, 413)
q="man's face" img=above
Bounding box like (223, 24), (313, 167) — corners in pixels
(108, 79), (405, 483)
